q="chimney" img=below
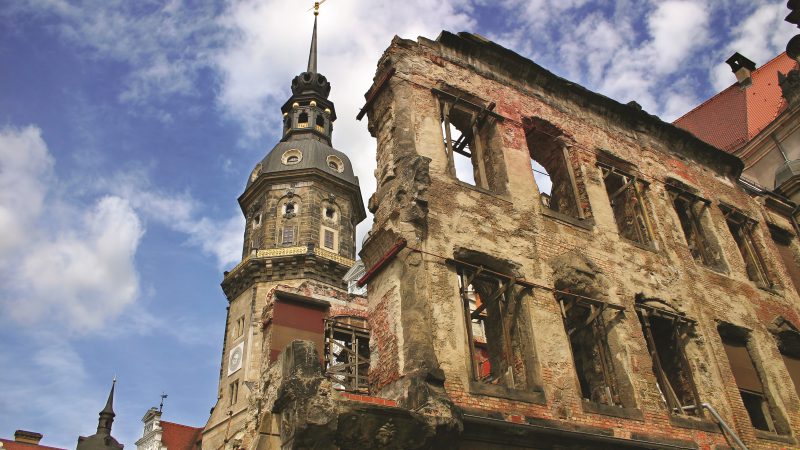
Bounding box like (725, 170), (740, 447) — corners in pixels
(14, 431), (43, 445)
(726, 52), (757, 87)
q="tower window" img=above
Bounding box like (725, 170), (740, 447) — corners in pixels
(282, 225), (294, 245)
(325, 207), (335, 220)
(298, 112), (309, 128)
(315, 114), (325, 133)
(284, 203), (296, 216)
(228, 380), (239, 406)
(281, 149), (302, 165)
(326, 155), (343, 173)
(321, 227), (336, 251)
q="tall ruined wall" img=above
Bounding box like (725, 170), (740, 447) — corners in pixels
(361, 32), (800, 449)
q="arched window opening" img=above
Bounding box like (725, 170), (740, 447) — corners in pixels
(315, 114), (325, 133)
(525, 117), (588, 219)
(285, 202), (296, 216)
(298, 112), (309, 128)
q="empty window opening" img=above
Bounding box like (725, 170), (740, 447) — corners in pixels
(315, 114), (325, 133)
(456, 264), (535, 390)
(281, 225), (294, 245)
(719, 327), (776, 432)
(722, 206), (771, 288)
(600, 164), (653, 246)
(284, 202), (296, 216)
(774, 320), (800, 399)
(297, 112), (309, 128)
(228, 379), (239, 406)
(635, 300), (701, 416)
(324, 316), (370, 392)
(252, 213), (262, 227)
(769, 227), (800, 295)
(438, 93), (504, 191)
(524, 117), (587, 219)
(558, 294), (624, 406)
(325, 207), (335, 220)
(232, 315), (245, 339)
(668, 187), (722, 268)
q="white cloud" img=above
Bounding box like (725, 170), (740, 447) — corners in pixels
(105, 172), (244, 268)
(0, 126), (144, 333)
(711, 2), (797, 90)
(0, 126), (53, 256)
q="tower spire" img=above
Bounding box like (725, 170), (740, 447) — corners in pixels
(97, 377), (116, 434)
(306, 4), (319, 73)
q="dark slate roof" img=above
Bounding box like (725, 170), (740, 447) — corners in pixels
(250, 139), (359, 187)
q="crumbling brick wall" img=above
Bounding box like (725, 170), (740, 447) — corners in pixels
(360, 31), (800, 449)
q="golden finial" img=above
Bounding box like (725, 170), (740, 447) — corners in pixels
(308, 0), (326, 16)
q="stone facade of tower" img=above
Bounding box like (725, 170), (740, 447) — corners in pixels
(200, 15), (367, 450)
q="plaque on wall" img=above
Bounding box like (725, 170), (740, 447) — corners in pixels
(228, 341), (245, 375)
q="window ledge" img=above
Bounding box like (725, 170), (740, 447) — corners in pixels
(755, 429), (796, 444)
(541, 208), (595, 231)
(453, 180), (513, 204)
(669, 414), (721, 433)
(468, 380), (546, 405)
(620, 237), (658, 253)
(756, 283), (782, 296)
(580, 400), (643, 421)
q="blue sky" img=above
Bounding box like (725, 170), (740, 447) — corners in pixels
(0, 0), (794, 447)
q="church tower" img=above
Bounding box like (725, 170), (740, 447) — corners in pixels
(202, 6), (366, 450)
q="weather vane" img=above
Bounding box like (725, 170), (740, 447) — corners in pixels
(159, 392), (168, 412)
(307, 0), (327, 16)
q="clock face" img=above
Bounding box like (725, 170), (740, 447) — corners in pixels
(228, 341), (244, 375)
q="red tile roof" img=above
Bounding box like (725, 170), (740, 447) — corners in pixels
(674, 53), (798, 153)
(0, 439), (65, 450)
(160, 422), (202, 450)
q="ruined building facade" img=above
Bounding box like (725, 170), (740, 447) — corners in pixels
(204, 28), (800, 450)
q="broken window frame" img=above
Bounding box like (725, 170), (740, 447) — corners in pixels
(451, 260), (535, 390)
(720, 205), (772, 289)
(598, 163), (654, 247)
(525, 119), (586, 220)
(323, 316), (370, 393)
(666, 185), (719, 268)
(557, 292), (625, 406)
(434, 88), (503, 191)
(634, 302), (702, 417)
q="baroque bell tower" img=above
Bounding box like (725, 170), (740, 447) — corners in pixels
(202, 6), (366, 450)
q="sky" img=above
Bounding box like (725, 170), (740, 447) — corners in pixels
(0, 0), (795, 447)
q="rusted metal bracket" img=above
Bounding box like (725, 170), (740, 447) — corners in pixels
(356, 67), (396, 121)
(356, 238), (406, 287)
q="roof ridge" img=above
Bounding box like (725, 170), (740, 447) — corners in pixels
(160, 421), (202, 431)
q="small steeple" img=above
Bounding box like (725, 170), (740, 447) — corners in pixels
(97, 378), (116, 434)
(77, 378), (124, 450)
